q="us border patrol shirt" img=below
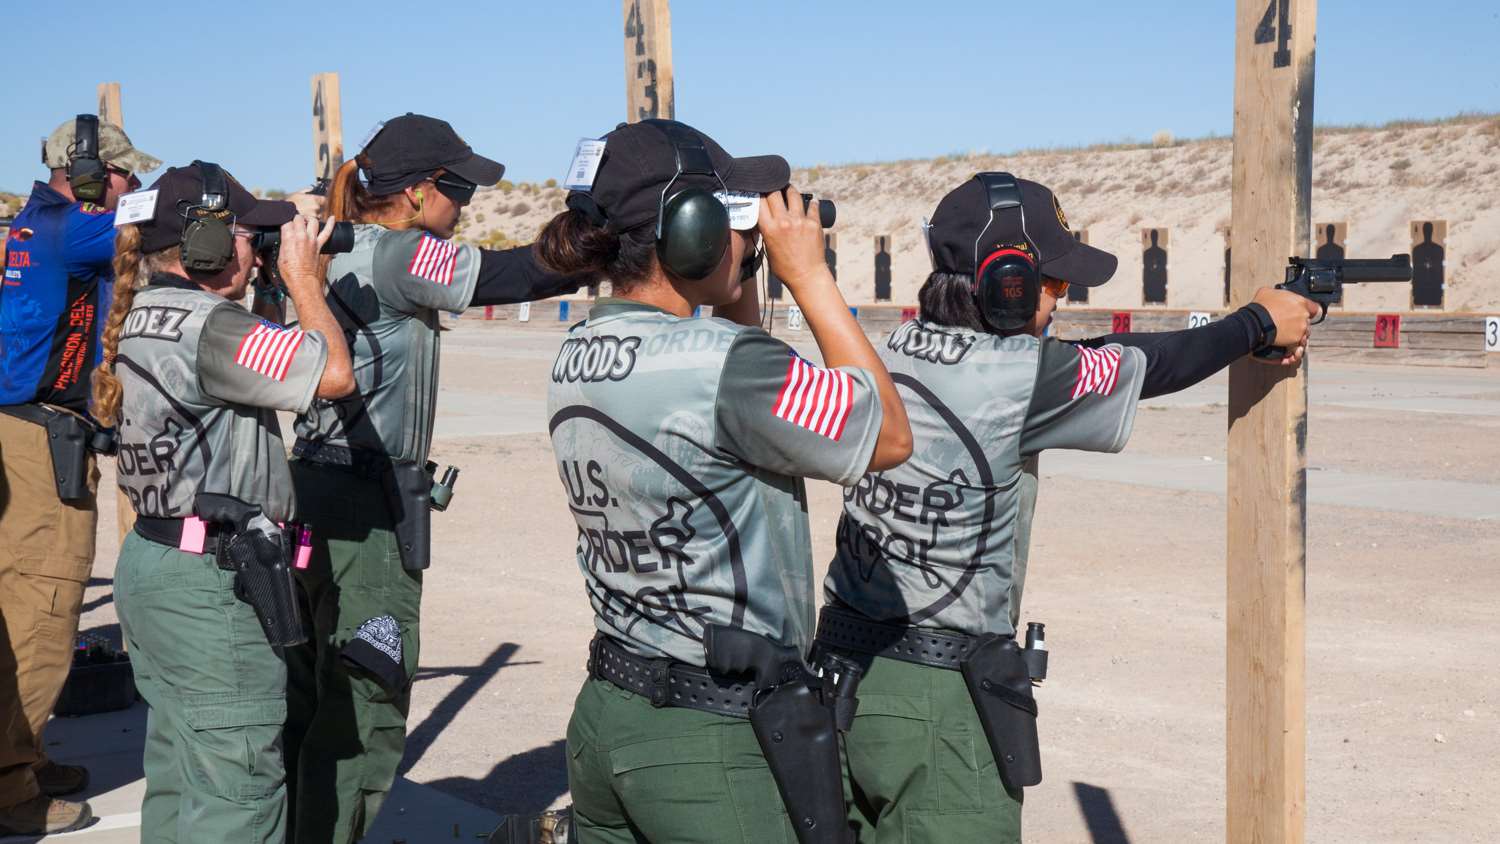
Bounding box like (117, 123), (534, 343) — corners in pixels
(0, 183), (117, 413)
(294, 224), (478, 463)
(824, 319), (1146, 638)
(549, 299), (884, 666)
(115, 275), (328, 523)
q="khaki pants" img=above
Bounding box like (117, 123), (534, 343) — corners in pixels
(0, 412), (98, 807)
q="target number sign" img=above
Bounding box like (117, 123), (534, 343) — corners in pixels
(1188, 312), (1212, 329)
(787, 306), (805, 331)
(1484, 317), (1499, 352)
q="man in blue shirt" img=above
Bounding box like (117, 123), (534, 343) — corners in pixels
(0, 116), (159, 836)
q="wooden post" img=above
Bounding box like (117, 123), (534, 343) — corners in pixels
(96, 82), (123, 128)
(623, 0), (675, 122)
(310, 73), (344, 184)
(1226, 1), (1315, 842)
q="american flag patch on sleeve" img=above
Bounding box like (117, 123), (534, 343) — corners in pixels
(235, 321), (305, 382)
(408, 234), (459, 285)
(1071, 345), (1122, 398)
(772, 352), (855, 440)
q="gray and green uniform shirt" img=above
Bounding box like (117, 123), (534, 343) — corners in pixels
(114, 274), (328, 522)
(824, 318), (1146, 638)
(548, 299), (884, 666)
(293, 224), (478, 462)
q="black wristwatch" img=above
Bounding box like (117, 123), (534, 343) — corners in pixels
(1243, 302), (1278, 350)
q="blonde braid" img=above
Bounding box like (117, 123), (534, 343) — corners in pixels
(90, 224), (146, 426)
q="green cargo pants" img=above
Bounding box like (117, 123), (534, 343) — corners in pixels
(285, 461), (422, 844)
(841, 655), (1023, 843)
(567, 676), (800, 843)
(113, 532), (288, 844)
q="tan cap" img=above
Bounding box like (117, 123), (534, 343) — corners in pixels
(42, 118), (162, 175)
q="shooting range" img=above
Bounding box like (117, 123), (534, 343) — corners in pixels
(3, 2), (1497, 842)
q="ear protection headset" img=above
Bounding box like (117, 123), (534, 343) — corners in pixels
(971, 172), (1041, 333)
(648, 119), (731, 281)
(68, 115), (107, 203)
(179, 161), (236, 275)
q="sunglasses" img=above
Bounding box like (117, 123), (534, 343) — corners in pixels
(1043, 278), (1069, 298)
(432, 173), (477, 205)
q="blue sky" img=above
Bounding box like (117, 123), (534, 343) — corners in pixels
(3, 1), (1496, 193)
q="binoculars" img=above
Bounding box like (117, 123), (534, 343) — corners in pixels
(251, 220), (356, 256)
(785, 189), (836, 229)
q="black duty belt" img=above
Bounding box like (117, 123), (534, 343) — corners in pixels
(292, 438), (386, 481)
(587, 634), (757, 719)
(133, 516), (234, 570)
(815, 605), (978, 671)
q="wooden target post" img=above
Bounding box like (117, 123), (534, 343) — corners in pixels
(623, 0), (675, 121)
(311, 73), (344, 184)
(1226, 0), (1316, 841)
(96, 82), (123, 128)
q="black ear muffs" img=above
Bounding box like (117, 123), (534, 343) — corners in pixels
(179, 161), (235, 275)
(972, 172), (1040, 333)
(648, 119), (732, 282)
(68, 115), (107, 203)
(657, 188), (731, 280)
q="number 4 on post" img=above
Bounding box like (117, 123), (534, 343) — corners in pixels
(1254, 0), (1293, 68)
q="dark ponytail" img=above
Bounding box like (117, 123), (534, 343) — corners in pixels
(917, 272), (989, 333)
(534, 208), (657, 294)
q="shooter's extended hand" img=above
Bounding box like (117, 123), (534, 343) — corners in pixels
(1249, 287), (1319, 366)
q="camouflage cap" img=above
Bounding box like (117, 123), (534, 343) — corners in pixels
(43, 118), (163, 175)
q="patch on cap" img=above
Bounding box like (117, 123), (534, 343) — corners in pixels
(1053, 195), (1071, 234)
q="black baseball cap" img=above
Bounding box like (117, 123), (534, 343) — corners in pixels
(361, 113), (504, 196)
(137, 163), (296, 254)
(578, 119), (791, 232)
(926, 175), (1117, 287)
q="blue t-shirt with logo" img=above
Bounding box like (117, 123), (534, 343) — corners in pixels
(1, 182), (116, 414)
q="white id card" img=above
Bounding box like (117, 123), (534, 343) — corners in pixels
(563, 139), (607, 191)
(114, 189), (158, 226)
(714, 191), (761, 230)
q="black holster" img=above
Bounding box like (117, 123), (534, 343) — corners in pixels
(704, 625), (856, 844)
(381, 460), (432, 571)
(0, 404), (103, 500)
(959, 634), (1041, 788)
(194, 493), (307, 647)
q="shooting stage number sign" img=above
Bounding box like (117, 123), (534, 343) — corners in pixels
(1374, 314), (1402, 349)
(1485, 317), (1499, 353)
(1188, 312), (1213, 329)
(787, 306), (805, 331)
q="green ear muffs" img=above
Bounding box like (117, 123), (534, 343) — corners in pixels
(656, 187), (731, 281)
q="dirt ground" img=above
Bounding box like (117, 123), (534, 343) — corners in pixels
(78, 319), (1499, 843)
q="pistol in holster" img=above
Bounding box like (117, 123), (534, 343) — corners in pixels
(960, 634), (1042, 788)
(193, 493), (307, 647)
(705, 625), (861, 844)
(0, 404), (115, 501)
(381, 460), (433, 571)
(380, 460), (461, 570)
